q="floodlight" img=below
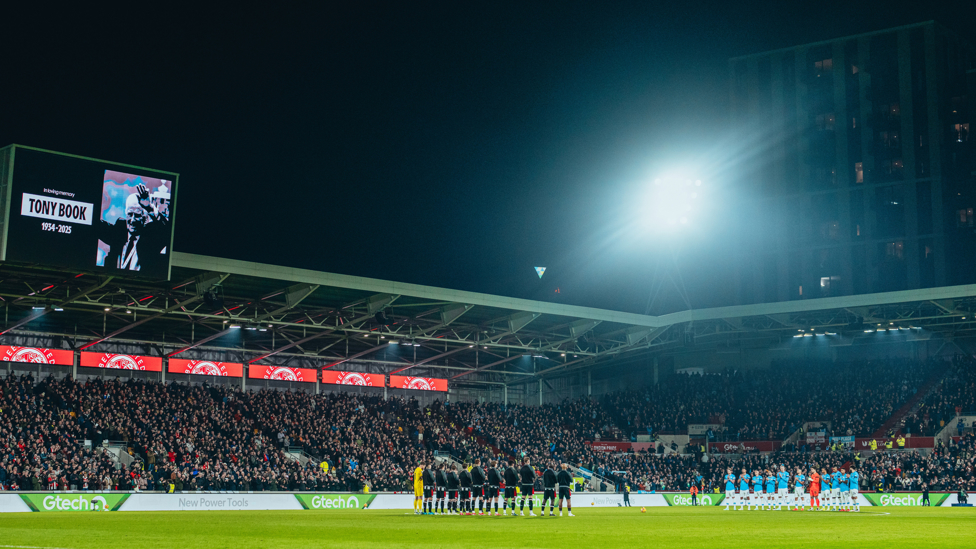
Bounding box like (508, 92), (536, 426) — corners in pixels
(638, 174), (704, 233)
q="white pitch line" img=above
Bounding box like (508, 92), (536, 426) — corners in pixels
(0, 545), (75, 549)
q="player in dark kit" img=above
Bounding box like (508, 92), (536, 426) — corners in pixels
(422, 462), (435, 515)
(486, 460), (502, 516)
(503, 460), (519, 516)
(470, 458), (487, 515)
(446, 464), (460, 515)
(541, 462), (558, 516)
(518, 457), (537, 517)
(435, 463), (448, 515)
(458, 464), (473, 515)
(556, 463), (575, 517)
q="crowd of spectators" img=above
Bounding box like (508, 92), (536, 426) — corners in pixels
(0, 354), (972, 494)
(602, 359), (933, 441)
(0, 374), (435, 492)
(904, 356), (976, 436)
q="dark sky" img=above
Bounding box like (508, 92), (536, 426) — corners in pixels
(3, 1), (974, 313)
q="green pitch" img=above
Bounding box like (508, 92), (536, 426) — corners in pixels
(1, 507), (974, 549)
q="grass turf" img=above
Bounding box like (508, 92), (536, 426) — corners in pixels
(1, 507), (974, 549)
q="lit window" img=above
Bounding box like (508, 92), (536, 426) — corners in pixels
(816, 113), (836, 131)
(880, 131), (899, 148)
(856, 224), (862, 237)
(798, 285), (803, 296)
(815, 59), (833, 77)
(852, 117), (857, 129)
(889, 103), (900, 116)
(880, 159), (904, 175)
(855, 162), (864, 183)
(924, 246), (933, 259)
(851, 65), (859, 74)
(955, 123), (969, 143)
(821, 221), (840, 240)
(958, 208), (974, 228)
(885, 241), (904, 259)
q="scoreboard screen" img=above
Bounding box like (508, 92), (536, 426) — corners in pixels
(1, 145), (178, 279)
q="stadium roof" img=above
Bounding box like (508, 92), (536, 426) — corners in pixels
(2, 252), (976, 387)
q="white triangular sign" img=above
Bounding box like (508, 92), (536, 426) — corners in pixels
(534, 267), (546, 278)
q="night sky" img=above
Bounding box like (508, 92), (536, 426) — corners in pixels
(3, 2), (973, 313)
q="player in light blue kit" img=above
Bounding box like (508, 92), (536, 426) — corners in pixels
(830, 466), (840, 511)
(776, 465), (790, 510)
(792, 467), (806, 510)
(751, 470), (763, 510)
(764, 470), (776, 510)
(838, 469), (850, 511)
(723, 468), (736, 511)
(738, 469), (751, 511)
(819, 468), (830, 511)
(849, 466), (860, 512)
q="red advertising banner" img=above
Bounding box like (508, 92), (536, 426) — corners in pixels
(249, 365), (316, 383)
(709, 440), (783, 453)
(168, 359), (243, 378)
(80, 352), (162, 372)
(389, 375), (448, 392)
(583, 441), (657, 453)
(585, 441), (633, 452)
(0, 346), (74, 366)
(321, 370), (383, 387)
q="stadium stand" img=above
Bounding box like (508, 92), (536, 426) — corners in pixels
(904, 357), (976, 436)
(1, 356), (973, 493)
(603, 359), (934, 441)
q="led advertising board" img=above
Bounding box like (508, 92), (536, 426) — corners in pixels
(248, 365), (316, 383)
(168, 359), (243, 378)
(80, 352), (163, 372)
(388, 375), (448, 392)
(321, 370), (383, 387)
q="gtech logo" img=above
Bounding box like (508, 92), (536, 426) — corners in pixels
(309, 495), (361, 509)
(42, 495), (109, 511)
(671, 495), (713, 506)
(877, 494), (922, 506)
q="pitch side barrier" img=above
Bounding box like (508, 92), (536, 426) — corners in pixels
(0, 491), (966, 512)
(0, 492), (669, 512)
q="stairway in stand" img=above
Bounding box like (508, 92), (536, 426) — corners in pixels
(871, 361), (951, 438)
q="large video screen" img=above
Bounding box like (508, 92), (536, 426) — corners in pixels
(4, 146), (178, 279)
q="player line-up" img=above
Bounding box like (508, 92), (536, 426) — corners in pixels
(722, 464), (862, 511)
(413, 457), (575, 517)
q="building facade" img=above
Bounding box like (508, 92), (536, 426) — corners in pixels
(730, 21), (975, 304)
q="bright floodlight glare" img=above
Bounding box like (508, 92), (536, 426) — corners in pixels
(639, 175), (703, 234)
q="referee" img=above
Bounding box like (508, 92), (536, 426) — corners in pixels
(556, 463), (575, 517)
(621, 475), (631, 507)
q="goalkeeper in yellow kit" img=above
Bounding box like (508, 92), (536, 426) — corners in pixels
(413, 462), (425, 514)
